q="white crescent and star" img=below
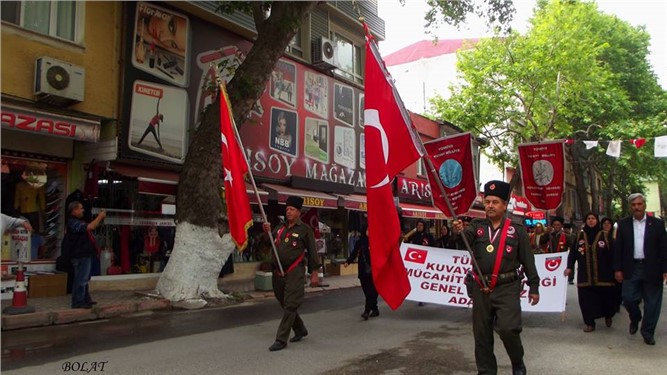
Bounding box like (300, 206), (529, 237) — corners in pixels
(364, 109), (390, 189)
(407, 250), (421, 260)
(221, 134), (233, 185)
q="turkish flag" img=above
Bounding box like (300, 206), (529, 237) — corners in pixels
(220, 84), (253, 251)
(518, 141), (565, 210)
(424, 133), (477, 217)
(364, 31), (421, 310)
(301, 207), (321, 239)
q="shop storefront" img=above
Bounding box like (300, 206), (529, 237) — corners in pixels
(1, 100), (101, 278)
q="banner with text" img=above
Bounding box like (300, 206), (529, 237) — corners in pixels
(400, 243), (568, 312)
(424, 133), (477, 217)
(518, 141), (565, 210)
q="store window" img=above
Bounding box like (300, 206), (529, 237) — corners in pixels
(1, 1), (82, 43)
(95, 175), (176, 275)
(330, 28), (363, 84)
(1, 156), (67, 262)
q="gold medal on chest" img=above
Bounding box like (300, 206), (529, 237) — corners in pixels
(486, 244), (494, 253)
(284, 238), (290, 243)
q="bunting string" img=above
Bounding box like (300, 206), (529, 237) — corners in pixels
(560, 135), (667, 158)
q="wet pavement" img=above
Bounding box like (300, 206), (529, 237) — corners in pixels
(1, 274), (360, 330)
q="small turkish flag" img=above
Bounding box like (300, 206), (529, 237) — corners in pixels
(630, 138), (646, 149)
(404, 248), (428, 264)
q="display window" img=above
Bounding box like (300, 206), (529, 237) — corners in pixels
(94, 174), (176, 275)
(1, 156), (67, 263)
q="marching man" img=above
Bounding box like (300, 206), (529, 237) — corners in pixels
(453, 180), (540, 375)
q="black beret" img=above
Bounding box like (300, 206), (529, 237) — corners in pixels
(551, 216), (565, 224)
(484, 180), (510, 201)
(286, 195), (304, 210)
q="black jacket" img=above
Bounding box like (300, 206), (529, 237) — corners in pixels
(63, 217), (98, 259)
(346, 236), (371, 278)
(613, 215), (667, 283)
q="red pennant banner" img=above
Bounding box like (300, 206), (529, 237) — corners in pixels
(424, 133), (477, 217)
(518, 141), (565, 210)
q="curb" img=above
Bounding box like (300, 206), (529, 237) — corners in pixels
(1, 298), (172, 331)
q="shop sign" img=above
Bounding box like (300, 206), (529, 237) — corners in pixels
(397, 176), (432, 203)
(1, 104), (100, 142)
(303, 196), (325, 207)
(118, 1), (368, 186)
(509, 195), (531, 216)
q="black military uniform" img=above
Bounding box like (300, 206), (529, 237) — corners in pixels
(459, 181), (540, 375)
(547, 216), (575, 254)
(269, 196), (320, 351)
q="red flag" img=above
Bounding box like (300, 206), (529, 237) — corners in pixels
(630, 138), (646, 149)
(301, 207), (321, 239)
(518, 141), (565, 210)
(424, 133), (477, 217)
(220, 84), (253, 251)
(364, 29), (421, 310)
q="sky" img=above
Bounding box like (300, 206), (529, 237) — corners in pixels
(378, 0), (667, 89)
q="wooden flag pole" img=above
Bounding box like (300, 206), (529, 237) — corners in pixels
(215, 74), (284, 276)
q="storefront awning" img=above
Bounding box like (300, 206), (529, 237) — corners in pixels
(261, 183), (338, 209)
(110, 162), (179, 196)
(337, 194), (367, 211)
(244, 183), (269, 205)
(1, 102), (101, 142)
(400, 202), (486, 220)
(400, 202), (447, 219)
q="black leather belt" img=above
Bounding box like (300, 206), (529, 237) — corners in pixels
(482, 270), (520, 285)
(634, 259), (645, 264)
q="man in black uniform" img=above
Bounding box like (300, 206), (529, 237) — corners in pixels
(263, 196), (320, 351)
(453, 181), (540, 375)
(547, 216), (574, 254)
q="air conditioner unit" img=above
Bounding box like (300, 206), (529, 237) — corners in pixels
(312, 37), (336, 71)
(34, 56), (85, 106)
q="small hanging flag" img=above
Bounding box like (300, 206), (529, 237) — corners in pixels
(606, 140), (621, 158)
(630, 138), (646, 149)
(655, 135), (667, 157)
(583, 141), (598, 150)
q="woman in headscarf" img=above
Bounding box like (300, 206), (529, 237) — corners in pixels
(344, 226), (378, 320)
(564, 213), (617, 332)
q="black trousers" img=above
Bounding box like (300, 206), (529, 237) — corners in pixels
(359, 273), (378, 313)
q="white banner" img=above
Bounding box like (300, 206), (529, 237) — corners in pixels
(400, 243), (568, 312)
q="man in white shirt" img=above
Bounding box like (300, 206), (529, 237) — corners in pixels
(614, 193), (667, 345)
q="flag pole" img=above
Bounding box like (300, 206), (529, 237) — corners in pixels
(364, 30), (490, 291)
(217, 78), (285, 276)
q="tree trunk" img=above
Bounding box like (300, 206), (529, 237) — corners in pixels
(570, 145), (591, 218)
(156, 96), (230, 303)
(589, 165), (599, 214)
(156, 2), (318, 304)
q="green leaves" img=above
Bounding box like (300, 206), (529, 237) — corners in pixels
(429, 0), (666, 213)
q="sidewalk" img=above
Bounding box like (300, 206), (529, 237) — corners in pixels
(0, 274), (360, 331)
